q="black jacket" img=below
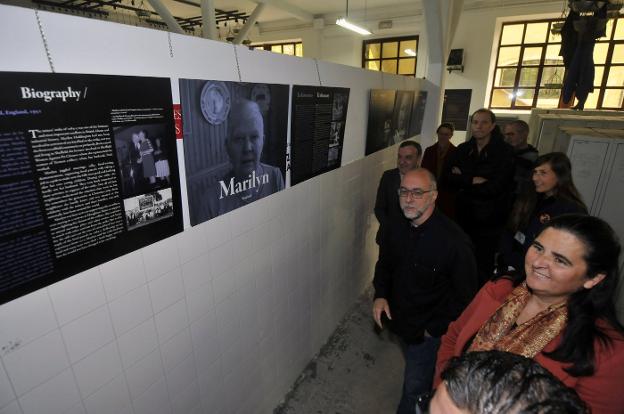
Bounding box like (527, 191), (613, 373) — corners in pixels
(373, 210), (479, 343)
(374, 168), (403, 243)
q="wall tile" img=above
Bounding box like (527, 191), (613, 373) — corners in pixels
(0, 400), (21, 414)
(83, 373), (131, 414)
(189, 311), (220, 374)
(165, 354), (196, 401)
(18, 369), (80, 414)
(148, 268), (185, 314)
(3, 329), (69, 396)
(132, 377), (171, 414)
(117, 318), (159, 369)
(203, 213), (232, 251)
(160, 328), (193, 373)
(0, 289), (57, 348)
(108, 285), (153, 337)
(125, 349), (164, 401)
(186, 280), (215, 323)
(60, 306), (114, 364)
(48, 268), (105, 326)
(71, 341), (122, 398)
(99, 251), (146, 301)
(208, 240), (237, 282)
(0, 362), (16, 408)
(181, 253), (212, 296)
(154, 299), (189, 344)
(142, 236), (180, 282)
(177, 225), (208, 264)
(170, 380), (200, 414)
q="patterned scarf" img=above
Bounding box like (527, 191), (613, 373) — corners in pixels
(468, 282), (568, 358)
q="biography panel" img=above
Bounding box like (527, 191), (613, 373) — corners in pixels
(290, 85), (350, 185)
(0, 72), (183, 305)
(179, 79), (288, 226)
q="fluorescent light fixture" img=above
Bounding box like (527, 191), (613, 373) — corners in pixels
(336, 18), (371, 35)
(404, 48), (416, 56)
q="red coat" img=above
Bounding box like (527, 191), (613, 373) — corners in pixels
(435, 279), (624, 414)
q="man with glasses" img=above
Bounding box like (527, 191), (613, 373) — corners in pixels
(372, 168), (478, 414)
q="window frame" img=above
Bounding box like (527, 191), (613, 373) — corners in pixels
(250, 41), (303, 57)
(489, 16), (624, 111)
(362, 35), (418, 77)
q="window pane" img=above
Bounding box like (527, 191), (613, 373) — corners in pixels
(607, 66), (624, 86)
(536, 88), (561, 108)
(605, 19), (615, 40)
(271, 45), (282, 53)
(545, 45), (564, 64)
(381, 60), (398, 73)
(366, 43), (380, 59)
(515, 89), (536, 106)
(541, 66), (565, 87)
(295, 43), (303, 57)
(398, 58), (416, 74)
(501, 24), (524, 45)
(595, 66), (605, 86)
(594, 43), (610, 64)
(603, 88), (624, 108)
(581, 91), (599, 109)
(494, 68), (517, 87)
(400, 40), (417, 57)
(283, 44), (294, 55)
(525, 22), (548, 43)
(382, 42), (398, 58)
(522, 47), (543, 65)
(491, 89), (513, 107)
(612, 44), (624, 64)
(519, 67), (539, 86)
(615, 19), (624, 40)
(498, 46), (521, 66)
(367, 60), (380, 71)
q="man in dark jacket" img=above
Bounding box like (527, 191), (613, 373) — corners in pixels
(373, 168), (478, 414)
(441, 109), (515, 285)
(504, 120), (538, 197)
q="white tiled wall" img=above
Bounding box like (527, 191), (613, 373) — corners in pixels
(0, 4), (419, 413)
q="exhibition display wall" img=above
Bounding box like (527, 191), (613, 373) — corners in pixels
(0, 4), (433, 414)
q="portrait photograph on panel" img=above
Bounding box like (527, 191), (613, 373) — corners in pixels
(390, 90), (415, 143)
(179, 80), (288, 226)
(408, 90), (428, 137)
(365, 89), (397, 155)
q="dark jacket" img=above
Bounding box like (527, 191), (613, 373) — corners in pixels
(374, 168), (404, 243)
(513, 145), (539, 196)
(422, 142), (457, 218)
(441, 135), (515, 229)
(373, 210), (479, 342)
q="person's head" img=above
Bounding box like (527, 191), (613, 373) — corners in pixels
(532, 152), (577, 197)
(226, 99), (264, 178)
(504, 120), (529, 149)
(131, 132), (140, 146)
(398, 168), (437, 224)
(436, 123), (454, 145)
(430, 351), (588, 414)
(470, 108), (497, 140)
(525, 214), (620, 305)
(397, 141), (422, 174)
(138, 129), (148, 141)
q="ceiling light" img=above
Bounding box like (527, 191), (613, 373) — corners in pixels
(404, 48), (416, 56)
(336, 18), (371, 35)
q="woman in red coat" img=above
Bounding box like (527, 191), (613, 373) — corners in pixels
(435, 214), (624, 413)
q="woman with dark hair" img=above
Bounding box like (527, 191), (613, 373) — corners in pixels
(497, 152), (587, 275)
(422, 122), (457, 218)
(435, 214), (624, 413)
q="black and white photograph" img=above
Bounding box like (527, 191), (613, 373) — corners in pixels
(124, 188), (174, 230)
(290, 85), (350, 185)
(390, 90), (415, 143)
(365, 89), (397, 155)
(408, 90), (428, 137)
(113, 123), (171, 198)
(0, 71), (183, 305)
(179, 79), (288, 226)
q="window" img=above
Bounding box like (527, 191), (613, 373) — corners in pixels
(362, 36), (418, 76)
(490, 16), (624, 110)
(251, 41), (303, 57)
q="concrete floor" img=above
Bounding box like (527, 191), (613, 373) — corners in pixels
(274, 290), (404, 414)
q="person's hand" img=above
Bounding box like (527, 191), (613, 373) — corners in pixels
(373, 298), (392, 329)
(451, 166), (461, 175)
(472, 176), (487, 184)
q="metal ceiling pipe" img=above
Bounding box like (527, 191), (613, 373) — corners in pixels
(233, 2), (266, 44)
(201, 0), (218, 40)
(146, 0), (185, 34)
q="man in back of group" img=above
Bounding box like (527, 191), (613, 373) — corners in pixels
(504, 120), (538, 196)
(373, 168), (478, 414)
(374, 140), (422, 243)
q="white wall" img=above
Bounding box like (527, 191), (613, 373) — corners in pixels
(0, 4), (428, 414)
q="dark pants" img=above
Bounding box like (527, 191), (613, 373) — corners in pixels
(397, 336), (441, 414)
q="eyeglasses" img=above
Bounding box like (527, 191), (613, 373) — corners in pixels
(397, 188), (434, 199)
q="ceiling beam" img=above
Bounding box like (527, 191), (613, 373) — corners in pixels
(201, 0), (217, 39)
(233, 2), (266, 44)
(249, 0), (314, 22)
(146, 0), (185, 34)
